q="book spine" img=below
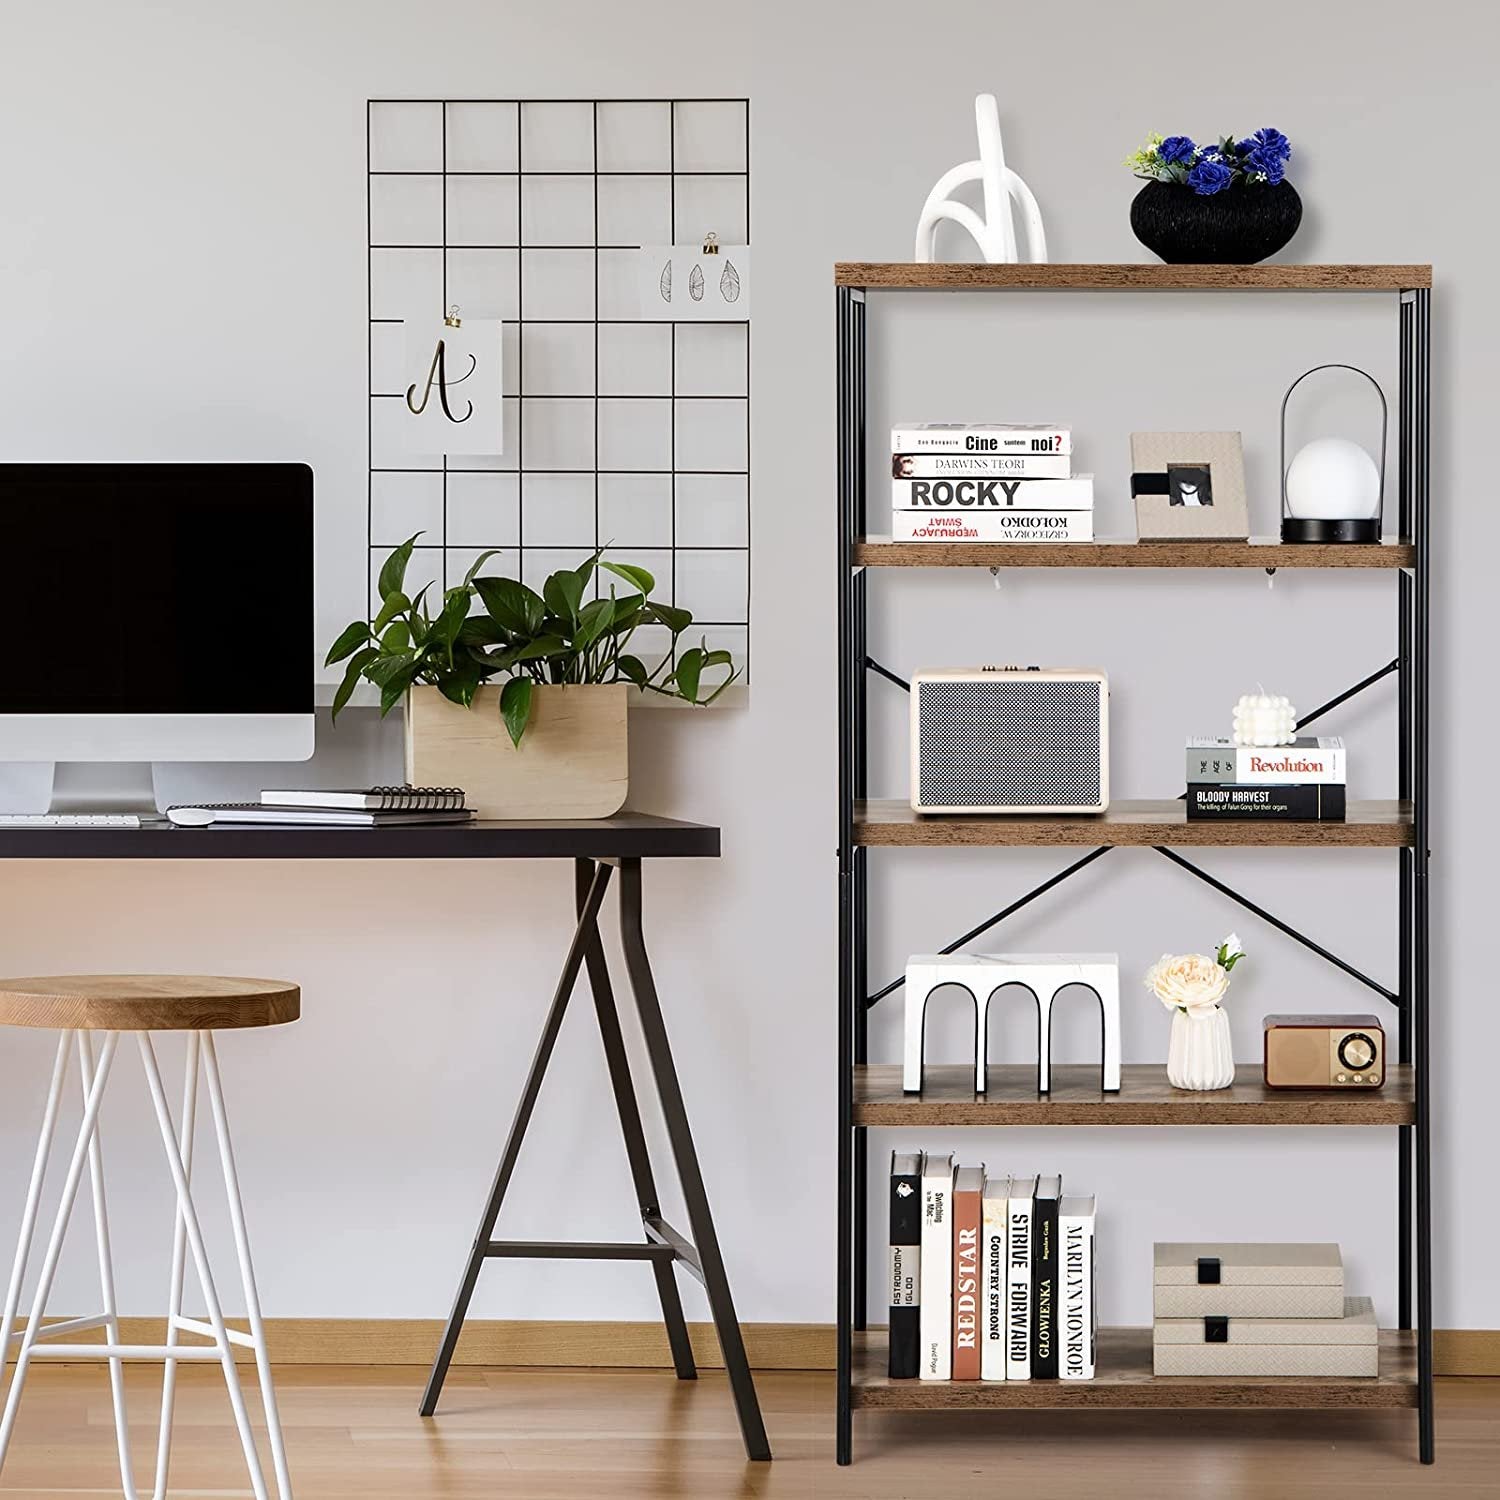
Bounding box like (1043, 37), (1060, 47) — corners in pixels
(892, 476), (1094, 510)
(981, 1195), (1007, 1380)
(892, 511), (1094, 543)
(919, 1170), (953, 1380)
(952, 1190), (982, 1380)
(893, 452), (1072, 480)
(1060, 1211), (1095, 1380)
(1005, 1198), (1032, 1380)
(1186, 784), (1347, 820)
(891, 428), (1072, 455)
(1186, 748), (1346, 784)
(1032, 1193), (1060, 1378)
(888, 1165), (922, 1379)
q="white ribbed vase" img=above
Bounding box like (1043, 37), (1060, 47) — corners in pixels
(1166, 1007), (1235, 1090)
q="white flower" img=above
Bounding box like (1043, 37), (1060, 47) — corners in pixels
(1144, 952), (1232, 1016)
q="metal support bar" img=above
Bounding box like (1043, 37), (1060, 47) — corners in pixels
(866, 847), (1114, 1007)
(865, 657), (910, 693)
(1152, 848), (1399, 1005)
(644, 1215), (706, 1286)
(1296, 659), (1399, 731)
(483, 1240), (675, 1261)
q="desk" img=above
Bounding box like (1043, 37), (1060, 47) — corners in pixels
(0, 814), (770, 1461)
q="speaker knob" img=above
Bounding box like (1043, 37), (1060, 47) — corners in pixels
(1339, 1033), (1376, 1071)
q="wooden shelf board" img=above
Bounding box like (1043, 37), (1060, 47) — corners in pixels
(855, 537), (1415, 570)
(836, 263), (1430, 292)
(855, 799), (1413, 849)
(854, 1064), (1414, 1127)
(852, 1328), (1417, 1408)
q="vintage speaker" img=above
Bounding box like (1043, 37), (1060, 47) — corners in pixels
(1263, 1014), (1385, 1088)
(910, 668), (1109, 813)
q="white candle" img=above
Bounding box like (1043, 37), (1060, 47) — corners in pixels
(1232, 692), (1296, 747)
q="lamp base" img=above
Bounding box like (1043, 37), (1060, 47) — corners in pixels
(1280, 517), (1382, 545)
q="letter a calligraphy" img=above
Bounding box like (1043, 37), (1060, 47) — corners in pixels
(405, 338), (478, 423)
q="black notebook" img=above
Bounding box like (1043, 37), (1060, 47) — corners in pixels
(259, 785), (466, 812)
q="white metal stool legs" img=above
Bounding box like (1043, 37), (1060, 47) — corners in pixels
(154, 1030), (200, 1500)
(0, 1031), (121, 1471)
(78, 1034), (138, 1499)
(0, 1029), (291, 1500)
(137, 1031), (273, 1500)
(202, 1032), (292, 1500)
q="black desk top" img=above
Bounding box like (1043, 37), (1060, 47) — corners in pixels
(0, 813), (719, 861)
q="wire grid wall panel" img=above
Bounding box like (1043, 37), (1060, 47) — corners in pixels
(367, 98), (751, 681)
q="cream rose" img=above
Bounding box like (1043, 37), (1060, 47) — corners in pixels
(1144, 952), (1231, 1015)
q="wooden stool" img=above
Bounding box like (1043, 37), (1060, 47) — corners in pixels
(0, 975), (299, 1500)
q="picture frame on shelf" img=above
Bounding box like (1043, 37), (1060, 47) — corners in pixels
(1131, 431), (1249, 540)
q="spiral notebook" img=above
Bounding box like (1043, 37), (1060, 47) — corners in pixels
(259, 786), (466, 812)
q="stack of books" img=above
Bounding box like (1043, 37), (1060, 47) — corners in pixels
(1152, 1242), (1377, 1376)
(889, 1153), (1096, 1382)
(890, 424), (1093, 543)
(165, 786), (473, 827)
(1185, 737), (1347, 822)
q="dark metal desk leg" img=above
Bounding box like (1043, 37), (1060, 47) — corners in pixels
(575, 858), (697, 1381)
(617, 858), (772, 1462)
(419, 861), (614, 1417)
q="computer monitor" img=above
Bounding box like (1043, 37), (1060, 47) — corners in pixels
(2, 463), (314, 811)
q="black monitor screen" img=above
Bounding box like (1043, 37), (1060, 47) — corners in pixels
(3, 463), (313, 713)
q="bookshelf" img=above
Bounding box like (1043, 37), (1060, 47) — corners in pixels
(834, 265), (1433, 1463)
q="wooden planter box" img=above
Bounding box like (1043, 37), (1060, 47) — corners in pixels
(404, 683), (628, 820)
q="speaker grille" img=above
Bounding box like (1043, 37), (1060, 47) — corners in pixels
(917, 678), (1102, 809)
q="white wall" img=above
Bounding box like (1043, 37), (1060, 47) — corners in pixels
(0, 0), (1494, 1333)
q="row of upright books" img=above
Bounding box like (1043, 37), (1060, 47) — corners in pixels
(1185, 737), (1347, 822)
(889, 1153), (1096, 1382)
(890, 424), (1092, 543)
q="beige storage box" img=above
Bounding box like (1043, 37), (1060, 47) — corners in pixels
(1153, 1242), (1344, 1319)
(1153, 1295), (1378, 1376)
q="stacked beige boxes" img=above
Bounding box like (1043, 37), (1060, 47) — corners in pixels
(1152, 1243), (1378, 1377)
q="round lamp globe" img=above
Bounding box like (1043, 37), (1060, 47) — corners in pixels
(1285, 437), (1381, 521)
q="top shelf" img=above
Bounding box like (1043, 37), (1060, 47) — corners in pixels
(835, 263), (1431, 292)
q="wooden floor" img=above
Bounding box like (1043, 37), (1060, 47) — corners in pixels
(0, 1364), (1494, 1499)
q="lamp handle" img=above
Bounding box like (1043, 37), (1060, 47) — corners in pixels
(1279, 363), (1387, 521)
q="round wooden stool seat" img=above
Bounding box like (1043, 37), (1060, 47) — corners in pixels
(0, 975), (300, 1032)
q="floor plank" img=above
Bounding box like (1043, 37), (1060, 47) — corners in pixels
(0, 1363), (1492, 1498)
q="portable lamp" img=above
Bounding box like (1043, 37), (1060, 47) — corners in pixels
(1280, 363), (1387, 544)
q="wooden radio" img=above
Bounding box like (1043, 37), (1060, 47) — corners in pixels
(1263, 1014), (1385, 1089)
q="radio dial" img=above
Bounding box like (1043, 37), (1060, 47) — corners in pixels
(1338, 1033), (1377, 1071)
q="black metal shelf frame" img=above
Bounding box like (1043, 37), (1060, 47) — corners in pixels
(834, 278), (1433, 1465)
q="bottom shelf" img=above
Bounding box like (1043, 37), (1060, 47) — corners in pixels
(852, 1328), (1417, 1409)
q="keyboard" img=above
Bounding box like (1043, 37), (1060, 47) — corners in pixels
(0, 814), (142, 828)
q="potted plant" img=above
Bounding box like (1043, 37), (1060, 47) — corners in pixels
(325, 536), (737, 818)
(1125, 129), (1301, 264)
(1144, 935), (1247, 1091)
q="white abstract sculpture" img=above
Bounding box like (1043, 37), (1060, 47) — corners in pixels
(1232, 693), (1297, 747)
(903, 953), (1120, 1095)
(914, 94), (1048, 264)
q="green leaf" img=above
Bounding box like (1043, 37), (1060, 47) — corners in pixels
(366, 649), (418, 688)
(377, 534), (421, 600)
(473, 577), (545, 636)
(457, 614), (508, 647)
(437, 655), (484, 708)
(674, 646), (703, 704)
(601, 560), (655, 596)
(379, 662), (419, 717)
(462, 549), (505, 586)
(500, 676), (533, 748)
(430, 587), (472, 646)
(330, 646), (379, 720)
(642, 601), (692, 636)
(617, 653), (648, 687)
(325, 620), (371, 667)
(508, 633), (567, 664)
(372, 591), (410, 634)
(543, 567), (585, 626)
(573, 596), (616, 651)
(381, 620), (410, 651)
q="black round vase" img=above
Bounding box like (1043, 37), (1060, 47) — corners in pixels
(1130, 180), (1303, 264)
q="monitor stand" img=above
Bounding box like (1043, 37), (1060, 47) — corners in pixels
(47, 762), (163, 817)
